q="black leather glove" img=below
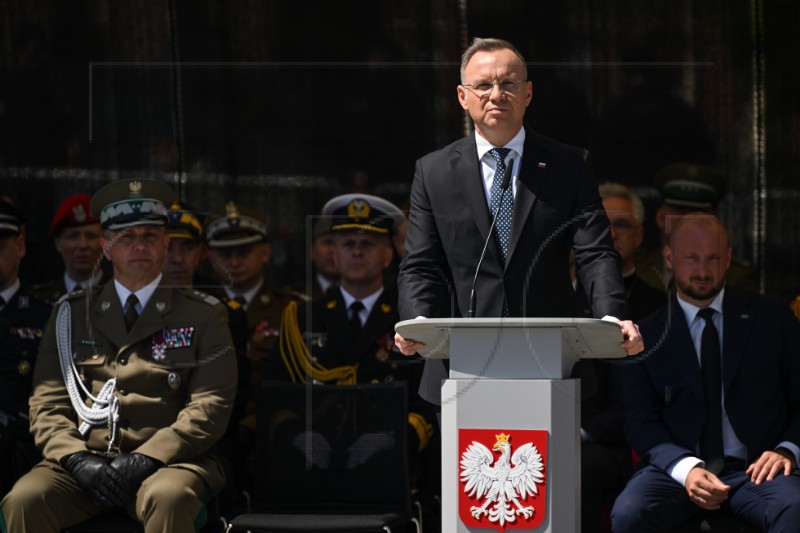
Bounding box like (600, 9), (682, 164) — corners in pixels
(109, 453), (163, 495)
(61, 451), (129, 508)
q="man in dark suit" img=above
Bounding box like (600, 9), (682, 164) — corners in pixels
(611, 214), (800, 532)
(394, 37), (642, 377)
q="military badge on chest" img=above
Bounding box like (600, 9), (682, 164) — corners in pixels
(374, 332), (395, 363)
(151, 327), (195, 361)
(252, 319), (279, 343)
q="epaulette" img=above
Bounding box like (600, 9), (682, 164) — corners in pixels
(54, 285), (99, 305)
(178, 286), (221, 306)
(275, 285), (311, 303)
(30, 280), (57, 292)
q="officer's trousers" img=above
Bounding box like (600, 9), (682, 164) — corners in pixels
(0, 459), (212, 533)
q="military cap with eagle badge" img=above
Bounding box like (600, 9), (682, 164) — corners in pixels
(322, 193), (404, 235)
(204, 201), (268, 248)
(89, 178), (177, 230)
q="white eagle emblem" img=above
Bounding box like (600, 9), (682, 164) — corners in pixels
(460, 432), (545, 527)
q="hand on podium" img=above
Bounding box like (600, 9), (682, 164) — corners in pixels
(394, 332), (425, 356)
(603, 317), (644, 355)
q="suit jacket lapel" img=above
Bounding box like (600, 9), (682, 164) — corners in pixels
(324, 292), (353, 365)
(722, 288), (752, 394)
(452, 136), (493, 244)
(93, 282), (127, 348)
(507, 130), (551, 266)
(121, 283), (171, 353)
(666, 296), (704, 402)
(353, 291), (396, 356)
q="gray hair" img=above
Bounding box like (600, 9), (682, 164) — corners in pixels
(460, 38), (527, 83)
(598, 182), (646, 225)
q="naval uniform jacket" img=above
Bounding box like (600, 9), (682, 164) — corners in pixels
(275, 287), (436, 451)
(28, 280), (237, 490)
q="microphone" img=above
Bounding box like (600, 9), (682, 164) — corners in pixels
(468, 158), (514, 318)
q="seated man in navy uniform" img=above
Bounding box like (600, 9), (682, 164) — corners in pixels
(0, 179), (236, 532)
(0, 201), (51, 498)
(276, 194), (437, 509)
(31, 193), (109, 305)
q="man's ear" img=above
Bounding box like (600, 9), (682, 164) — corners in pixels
(663, 244), (673, 270)
(101, 237), (113, 261)
(457, 86), (469, 110)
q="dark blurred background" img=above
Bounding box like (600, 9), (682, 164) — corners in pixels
(1, 0), (798, 297)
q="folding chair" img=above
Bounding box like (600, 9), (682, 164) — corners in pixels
(227, 380), (421, 533)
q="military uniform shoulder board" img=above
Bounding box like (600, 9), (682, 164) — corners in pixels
(54, 285), (97, 305)
(179, 287), (222, 306)
(275, 285), (310, 302)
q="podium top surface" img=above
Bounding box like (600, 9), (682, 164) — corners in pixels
(394, 317), (627, 360)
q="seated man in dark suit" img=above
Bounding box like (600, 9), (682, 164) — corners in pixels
(611, 213), (800, 532)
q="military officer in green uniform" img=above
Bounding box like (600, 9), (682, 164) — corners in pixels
(30, 193), (109, 304)
(0, 201), (51, 498)
(0, 179), (236, 532)
(203, 201), (299, 493)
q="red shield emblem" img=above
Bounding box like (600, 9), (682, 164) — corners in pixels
(458, 428), (548, 531)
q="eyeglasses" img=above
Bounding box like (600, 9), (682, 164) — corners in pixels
(610, 219), (639, 233)
(461, 80), (528, 99)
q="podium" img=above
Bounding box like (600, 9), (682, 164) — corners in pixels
(394, 318), (626, 533)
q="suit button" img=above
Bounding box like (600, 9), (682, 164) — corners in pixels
(119, 358), (128, 366)
(118, 389), (128, 396)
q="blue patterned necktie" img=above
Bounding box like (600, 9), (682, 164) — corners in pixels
(489, 147), (513, 264)
(489, 147), (512, 317)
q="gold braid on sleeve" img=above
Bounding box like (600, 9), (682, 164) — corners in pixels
(279, 301), (358, 385)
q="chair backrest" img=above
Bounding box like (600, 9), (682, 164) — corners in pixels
(254, 380), (411, 515)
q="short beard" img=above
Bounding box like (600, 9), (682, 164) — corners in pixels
(676, 276), (725, 302)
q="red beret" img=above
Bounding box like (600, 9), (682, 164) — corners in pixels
(49, 194), (99, 237)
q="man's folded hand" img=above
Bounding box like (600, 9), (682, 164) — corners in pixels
(61, 451), (129, 508)
(110, 452), (163, 495)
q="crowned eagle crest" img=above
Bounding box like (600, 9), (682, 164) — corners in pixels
(460, 432), (545, 527)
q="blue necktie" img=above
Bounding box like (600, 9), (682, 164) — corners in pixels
(489, 147), (512, 317)
(489, 147), (513, 264)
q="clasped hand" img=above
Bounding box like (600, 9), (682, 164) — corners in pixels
(61, 451), (162, 507)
